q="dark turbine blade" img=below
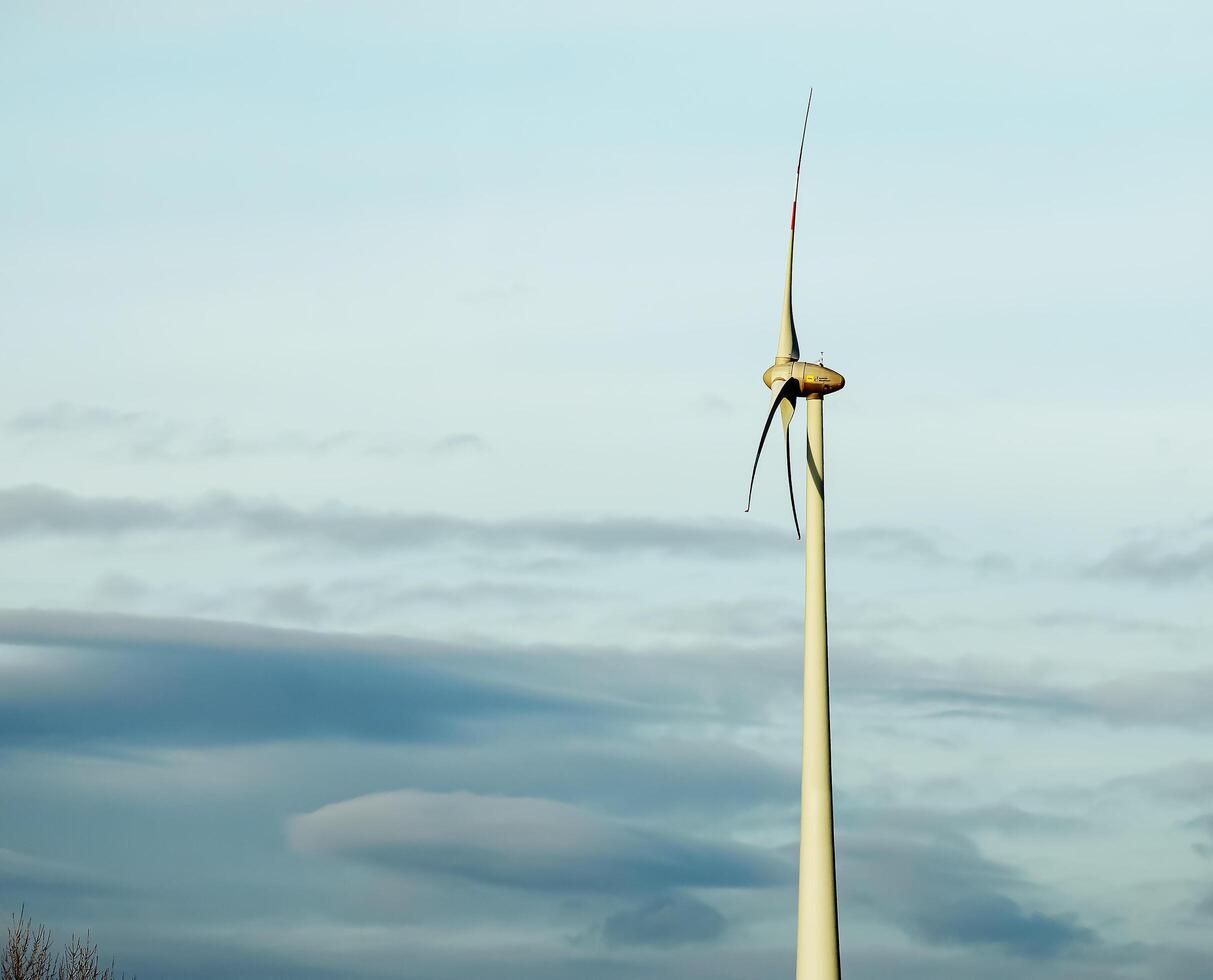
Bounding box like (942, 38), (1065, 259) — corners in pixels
(745, 376), (800, 514)
(780, 397), (801, 539)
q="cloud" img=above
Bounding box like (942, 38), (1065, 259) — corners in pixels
(1087, 524), (1213, 585)
(0, 484), (1030, 568)
(0, 485), (177, 535)
(229, 735), (797, 826)
(843, 943), (1145, 980)
(911, 893), (1093, 958)
(868, 802), (1085, 838)
(288, 789), (790, 894)
(839, 814), (1097, 960)
(123, 933), (790, 980)
(828, 646), (1093, 723)
(833, 646), (1213, 733)
(0, 609), (613, 749)
(1144, 945), (1213, 980)
(601, 892), (726, 947)
(92, 572), (151, 604)
(6, 603), (1213, 764)
(1105, 762), (1213, 803)
(0, 484), (788, 557)
(252, 582), (330, 624)
(836, 526), (949, 564)
(635, 598), (801, 643)
(429, 433), (488, 456)
(1179, 813), (1213, 860)
(342, 578), (587, 611)
(1082, 670), (1213, 729)
(1030, 610), (1191, 637)
(7, 403), (149, 432)
(696, 395), (736, 417)
(834, 526), (1014, 573)
(0, 847), (113, 901)
(329, 737), (796, 821)
(82, 574), (586, 628)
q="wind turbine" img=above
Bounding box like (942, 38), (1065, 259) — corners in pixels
(745, 91), (846, 980)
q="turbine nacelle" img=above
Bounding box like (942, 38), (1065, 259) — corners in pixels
(762, 361), (845, 398)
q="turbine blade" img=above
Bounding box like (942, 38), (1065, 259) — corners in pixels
(745, 376), (800, 514)
(780, 397), (801, 539)
(776, 91), (812, 364)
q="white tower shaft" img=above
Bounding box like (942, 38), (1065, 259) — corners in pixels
(796, 395), (841, 980)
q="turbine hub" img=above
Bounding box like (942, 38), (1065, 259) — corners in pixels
(762, 360), (845, 397)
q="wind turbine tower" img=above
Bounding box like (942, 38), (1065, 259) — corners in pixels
(746, 92), (846, 980)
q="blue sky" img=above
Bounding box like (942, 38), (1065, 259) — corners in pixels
(2, 1), (1212, 977)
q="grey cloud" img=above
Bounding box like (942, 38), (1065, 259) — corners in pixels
(0, 847), (113, 902)
(829, 646), (1093, 723)
(255, 576), (587, 627)
(237, 735), (798, 824)
(697, 395), (736, 417)
(1030, 610), (1191, 637)
(7, 402), (150, 432)
(839, 815), (1097, 960)
(288, 789), (790, 894)
(1103, 762), (1213, 803)
(635, 598), (801, 643)
(837, 606), (1192, 643)
(1, 485), (1017, 566)
(8, 602), (1213, 765)
(0, 609), (615, 748)
(105, 941), (354, 980)
(0, 485), (177, 535)
(340, 578), (588, 610)
(834, 527), (1014, 573)
(1083, 670), (1213, 728)
(834, 645), (1213, 733)
(0, 607), (777, 720)
(381, 738), (798, 821)
(429, 432), (488, 455)
(949, 803), (1084, 835)
(92, 572), (151, 604)
(125, 937), (789, 980)
(253, 582), (331, 624)
(183, 429), (360, 460)
(91, 575), (583, 628)
(0, 607), (815, 756)
(843, 943), (1152, 980)
(1143, 944), (1213, 980)
(0, 484), (786, 557)
(911, 893), (1093, 958)
(601, 892), (726, 947)
(864, 802), (1085, 838)
(1087, 527), (1213, 585)
(836, 526), (949, 564)
(1181, 814), (1213, 859)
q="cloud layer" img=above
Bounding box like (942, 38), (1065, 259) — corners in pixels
(0, 484), (785, 557)
(0, 609), (606, 748)
(289, 788), (790, 893)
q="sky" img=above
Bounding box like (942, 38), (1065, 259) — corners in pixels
(1, 1), (1212, 977)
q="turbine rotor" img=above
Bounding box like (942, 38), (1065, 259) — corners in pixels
(745, 93), (845, 538)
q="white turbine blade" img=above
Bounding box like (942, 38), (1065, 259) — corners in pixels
(745, 376), (800, 514)
(776, 91), (812, 364)
(780, 397), (801, 539)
